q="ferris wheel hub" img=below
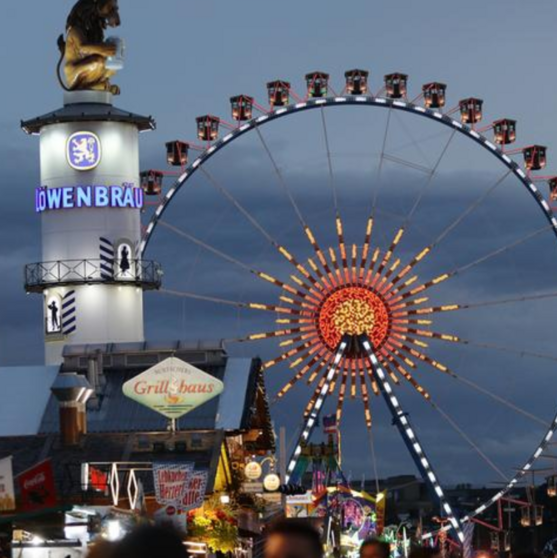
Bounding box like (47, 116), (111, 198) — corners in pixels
(317, 285), (390, 354)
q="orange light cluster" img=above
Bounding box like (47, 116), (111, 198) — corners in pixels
(317, 286), (390, 352)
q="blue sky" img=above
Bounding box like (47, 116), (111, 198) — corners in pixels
(2, 0), (557, 485)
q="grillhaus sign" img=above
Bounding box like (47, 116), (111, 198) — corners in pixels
(123, 357), (224, 419)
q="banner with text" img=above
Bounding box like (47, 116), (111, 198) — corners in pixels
(153, 463), (208, 511)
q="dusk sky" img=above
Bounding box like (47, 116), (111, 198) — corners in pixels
(2, 0), (557, 487)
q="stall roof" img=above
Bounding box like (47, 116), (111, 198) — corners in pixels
(40, 356), (262, 434)
(0, 366), (59, 436)
(216, 358), (255, 430)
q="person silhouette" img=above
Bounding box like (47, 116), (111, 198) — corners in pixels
(48, 300), (59, 331)
(120, 245), (131, 274)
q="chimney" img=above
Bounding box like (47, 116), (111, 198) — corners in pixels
(51, 373), (94, 447)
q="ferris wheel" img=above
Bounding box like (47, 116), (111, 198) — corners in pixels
(139, 69), (557, 538)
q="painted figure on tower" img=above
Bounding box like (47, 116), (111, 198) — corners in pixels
(56, 0), (124, 95)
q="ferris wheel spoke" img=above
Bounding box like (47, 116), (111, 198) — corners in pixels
(391, 110), (434, 168)
(254, 125), (334, 279)
(350, 359), (358, 400)
(356, 359), (374, 428)
(388, 225), (551, 306)
(432, 403), (509, 482)
(275, 351), (333, 402)
(451, 225), (551, 277)
(229, 326), (310, 344)
(404, 129), (456, 225)
(198, 166), (317, 282)
(431, 334), (557, 364)
(382, 169), (516, 296)
(411, 290), (557, 317)
(159, 220), (328, 304)
(160, 288), (310, 321)
(379, 348), (432, 401)
(381, 154), (433, 175)
(381, 355), (432, 402)
(373, 107), (392, 214)
(372, 130), (457, 283)
(386, 338), (454, 377)
(446, 372), (549, 427)
(320, 107), (339, 214)
(160, 288), (249, 308)
(262, 340), (321, 371)
(431, 170), (512, 248)
(336, 359), (350, 422)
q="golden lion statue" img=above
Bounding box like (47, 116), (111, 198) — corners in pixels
(57, 0), (122, 95)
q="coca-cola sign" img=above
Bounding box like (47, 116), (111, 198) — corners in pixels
(17, 460), (57, 512)
(123, 357), (224, 419)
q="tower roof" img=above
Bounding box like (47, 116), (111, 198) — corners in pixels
(21, 91), (156, 135)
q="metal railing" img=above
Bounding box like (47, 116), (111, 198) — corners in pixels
(25, 259), (163, 292)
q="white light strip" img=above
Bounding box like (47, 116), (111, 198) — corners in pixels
(362, 337), (464, 542)
(285, 340), (347, 481)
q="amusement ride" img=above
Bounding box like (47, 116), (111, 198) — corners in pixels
(135, 71), (557, 543)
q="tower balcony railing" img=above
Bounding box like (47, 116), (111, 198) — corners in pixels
(24, 259), (163, 293)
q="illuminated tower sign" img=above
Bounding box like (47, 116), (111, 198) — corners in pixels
(22, 90), (160, 364)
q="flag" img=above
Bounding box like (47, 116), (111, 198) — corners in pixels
(17, 459), (57, 512)
(323, 414), (338, 434)
(0, 457), (15, 512)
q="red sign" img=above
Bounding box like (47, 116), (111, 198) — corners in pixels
(90, 467), (108, 492)
(17, 460), (58, 512)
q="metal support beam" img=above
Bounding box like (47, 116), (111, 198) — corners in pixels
(360, 334), (464, 543)
(285, 337), (349, 482)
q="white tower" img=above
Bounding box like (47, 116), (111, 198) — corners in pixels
(22, 90), (159, 365)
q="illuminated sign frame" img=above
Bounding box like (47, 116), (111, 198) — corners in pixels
(66, 131), (102, 172)
(35, 185), (144, 213)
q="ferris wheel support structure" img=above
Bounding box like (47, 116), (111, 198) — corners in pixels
(286, 337), (349, 482)
(360, 335), (464, 543)
(143, 81), (557, 527)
